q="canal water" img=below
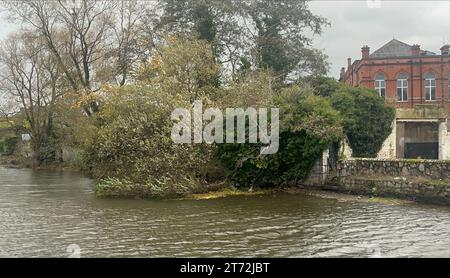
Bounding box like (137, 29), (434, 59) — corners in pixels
(1, 167), (450, 258)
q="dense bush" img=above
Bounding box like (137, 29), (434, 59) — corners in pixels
(0, 136), (18, 155)
(299, 76), (342, 98)
(80, 86), (213, 198)
(330, 86), (395, 157)
(304, 76), (396, 158)
(72, 37), (222, 198)
(215, 85), (342, 187)
(216, 131), (331, 187)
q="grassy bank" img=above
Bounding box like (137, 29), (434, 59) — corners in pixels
(94, 178), (417, 207)
(182, 188), (275, 200)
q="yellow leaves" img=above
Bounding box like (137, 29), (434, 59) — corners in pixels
(149, 52), (163, 73)
(66, 90), (102, 111)
(23, 119), (30, 129)
(159, 36), (220, 90)
(133, 36), (221, 104)
(219, 70), (274, 109)
(134, 48), (163, 82)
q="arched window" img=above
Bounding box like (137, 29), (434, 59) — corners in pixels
(425, 73), (436, 101)
(374, 73), (386, 98)
(397, 73), (408, 102)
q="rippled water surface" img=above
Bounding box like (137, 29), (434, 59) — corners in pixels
(1, 167), (450, 257)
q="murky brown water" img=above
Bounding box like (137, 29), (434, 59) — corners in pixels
(1, 167), (450, 257)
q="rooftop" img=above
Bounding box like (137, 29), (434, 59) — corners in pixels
(370, 39), (435, 58)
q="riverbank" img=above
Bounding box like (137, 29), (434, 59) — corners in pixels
(283, 187), (416, 206)
(0, 155), (27, 168)
(3, 154), (449, 207)
(165, 185), (417, 207)
(0, 155), (82, 173)
(184, 186), (418, 207)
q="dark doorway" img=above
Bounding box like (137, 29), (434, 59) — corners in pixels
(404, 142), (438, 159)
(397, 121), (439, 159)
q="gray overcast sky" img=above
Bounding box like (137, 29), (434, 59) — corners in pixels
(310, 0), (450, 78)
(0, 1), (449, 79)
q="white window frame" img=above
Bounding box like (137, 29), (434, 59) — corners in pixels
(374, 76), (386, 98)
(397, 78), (408, 102)
(425, 74), (436, 101)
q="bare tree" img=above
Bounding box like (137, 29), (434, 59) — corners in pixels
(4, 0), (158, 114)
(109, 0), (156, 86)
(0, 32), (64, 164)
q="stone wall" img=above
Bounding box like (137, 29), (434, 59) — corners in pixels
(335, 158), (450, 205)
(338, 159), (450, 180)
(338, 176), (450, 205)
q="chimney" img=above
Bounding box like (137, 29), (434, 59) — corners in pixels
(361, 45), (370, 59)
(441, 44), (450, 55)
(411, 44), (421, 56)
(347, 58), (352, 69)
(340, 67), (346, 79)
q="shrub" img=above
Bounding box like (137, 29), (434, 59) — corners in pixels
(304, 76), (396, 158)
(330, 86), (395, 157)
(215, 85), (342, 187)
(95, 176), (203, 199)
(0, 136), (18, 155)
(80, 85), (213, 196)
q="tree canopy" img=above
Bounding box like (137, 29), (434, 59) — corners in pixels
(158, 0), (330, 82)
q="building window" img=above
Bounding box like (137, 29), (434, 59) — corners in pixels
(374, 73), (386, 98)
(397, 73), (408, 102)
(425, 73), (436, 101)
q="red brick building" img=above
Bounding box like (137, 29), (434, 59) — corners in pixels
(340, 39), (450, 160)
(340, 39), (450, 108)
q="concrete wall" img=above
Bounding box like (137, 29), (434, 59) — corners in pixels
(439, 120), (450, 160)
(377, 120), (396, 159)
(360, 107), (450, 160)
(340, 137), (353, 159)
(304, 149), (330, 186)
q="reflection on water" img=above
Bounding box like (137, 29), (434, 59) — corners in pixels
(0, 167), (450, 257)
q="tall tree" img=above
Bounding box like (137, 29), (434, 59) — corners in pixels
(158, 0), (245, 79)
(0, 33), (64, 164)
(104, 0), (157, 86)
(159, 0), (219, 50)
(236, 0), (330, 81)
(4, 0), (156, 114)
(158, 0), (329, 82)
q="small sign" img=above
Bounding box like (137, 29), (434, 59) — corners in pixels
(21, 134), (31, 141)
